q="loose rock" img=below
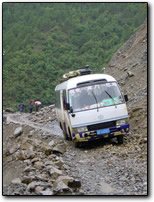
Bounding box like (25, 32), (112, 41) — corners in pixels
(14, 127), (23, 138)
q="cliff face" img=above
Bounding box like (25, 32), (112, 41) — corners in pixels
(106, 20), (147, 136)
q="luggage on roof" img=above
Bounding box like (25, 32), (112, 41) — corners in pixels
(62, 66), (92, 81)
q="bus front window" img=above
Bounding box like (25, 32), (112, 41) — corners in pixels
(69, 82), (124, 112)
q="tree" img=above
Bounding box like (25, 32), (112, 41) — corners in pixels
(3, 2), (147, 110)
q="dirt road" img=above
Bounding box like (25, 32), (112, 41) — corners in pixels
(3, 112), (147, 195)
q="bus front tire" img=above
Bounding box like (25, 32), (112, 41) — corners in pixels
(74, 142), (83, 148)
(117, 135), (123, 144)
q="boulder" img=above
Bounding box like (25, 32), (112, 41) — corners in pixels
(27, 181), (38, 192)
(39, 188), (53, 195)
(11, 178), (21, 185)
(52, 143), (67, 154)
(14, 127), (23, 138)
(5, 108), (14, 113)
(24, 166), (36, 173)
(54, 159), (64, 169)
(48, 140), (56, 147)
(139, 137), (147, 144)
(52, 180), (72, 195)
(5, 144), (20, 156)
(44, 145), (53, 156)
(44, 160), (55, 167)
(27, 181), (53, 194)
(34, 174), (49, 182)
(34, 186), (44, 194)
(28, 130), (34, 137)
(31, 157), (41, 164)
(127, 70), (135, 77)
(55, 175), (81, 189)
(48, 166), (63, 179)
(16, 150), (35, 160)
(21, 142), (33, 151)
(22, 176), (36, 185)
(33, 161), (45, 169)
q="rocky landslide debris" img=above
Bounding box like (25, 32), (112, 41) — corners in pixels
(106, 20), (147, 136)
(3, 123), (82, 195)
(28, 105), (56, 124)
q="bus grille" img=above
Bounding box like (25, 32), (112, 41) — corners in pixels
(87, 121), (116, 131)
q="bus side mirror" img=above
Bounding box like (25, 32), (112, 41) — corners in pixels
(124, 94), (128, 102)
(70, 106), (75, 117)
(65, 103), (70, 110)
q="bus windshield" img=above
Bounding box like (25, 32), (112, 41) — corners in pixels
(68, 82), (124, 112)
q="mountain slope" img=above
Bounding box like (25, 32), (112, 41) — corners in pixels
(3, 3), (147, 110)
(106, 20), (147, 135)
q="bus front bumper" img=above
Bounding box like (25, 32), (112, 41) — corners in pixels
(72, 124), (129, 142)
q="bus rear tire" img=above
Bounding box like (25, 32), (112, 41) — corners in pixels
(62, 129), (69, 140)
(63, 132), (69, 140)
(117, 135), (123, 144)
(68, 128), (72, 141)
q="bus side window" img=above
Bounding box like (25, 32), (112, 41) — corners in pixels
(56, 91), (61, 109)
(63, 90), (67, 110)
(63, 96), (66, 110)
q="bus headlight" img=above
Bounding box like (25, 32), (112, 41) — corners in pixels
(116, 119), (127, 126)
(77, 127), (88, 133)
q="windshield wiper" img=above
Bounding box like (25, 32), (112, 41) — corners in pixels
(91, 90), (99, 112)
(105, 90), (117, 108)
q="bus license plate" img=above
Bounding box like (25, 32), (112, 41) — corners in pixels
(97, 128), (110, 135)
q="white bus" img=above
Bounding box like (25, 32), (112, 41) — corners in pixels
(55, 69), (129, 147)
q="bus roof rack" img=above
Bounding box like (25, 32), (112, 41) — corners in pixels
(62, 65), (92, 81)
(79, 68), (92, 75)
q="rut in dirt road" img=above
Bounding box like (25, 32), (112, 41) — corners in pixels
(6, 112), (64, 139)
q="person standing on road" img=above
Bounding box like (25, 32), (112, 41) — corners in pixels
(34, 101), (41, 112)
(35, 103), (39, 112)
(29, 100), (34, 113)
(18, 101), (25, 112)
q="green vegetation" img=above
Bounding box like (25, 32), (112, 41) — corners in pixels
(3, 3), (147, 111)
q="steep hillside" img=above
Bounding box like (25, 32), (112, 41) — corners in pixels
(3, 3), (147, 110)
(106, 20), (147, 136)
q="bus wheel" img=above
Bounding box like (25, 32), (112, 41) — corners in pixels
(117, 135), (123, 144)
(68, 128), (72, 141)
(74, 142), (82, 148)
(63, 133), (69, 140)
(63, 130), (69, 140)
(59, 122), (63, 130)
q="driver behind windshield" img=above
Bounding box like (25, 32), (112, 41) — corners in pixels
(79, 89), (95, 108)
